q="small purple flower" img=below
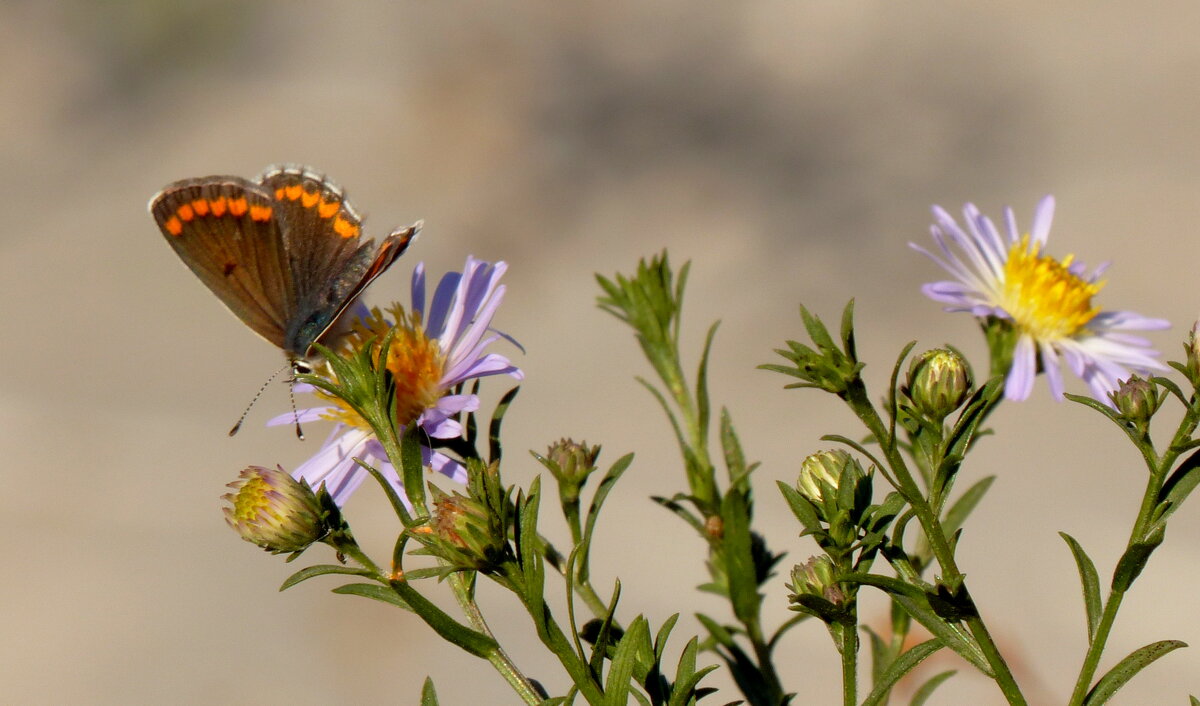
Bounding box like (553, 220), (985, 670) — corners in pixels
(270, 257), (522, 506)
(911, 196), (1168, 403)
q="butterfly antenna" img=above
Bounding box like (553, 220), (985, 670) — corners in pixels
(288, 373), (306, 441)
(228, 362), (292, 437)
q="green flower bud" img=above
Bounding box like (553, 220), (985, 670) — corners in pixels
(797, 449), (858, 505)
(1109, 376), (1160, 424)
(789, 555), (847, 622)
(222, 466), (326, 554)
(542, 438), (601, 486)
(430, 484), (509, 572)
(906, 348), (972, 420)
(1186, 319), (1200, 382)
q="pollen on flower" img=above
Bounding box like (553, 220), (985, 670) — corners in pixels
(315, 305), (447, 430)
(387, 311), (447, 426)
(1001, 235), (1102, 341)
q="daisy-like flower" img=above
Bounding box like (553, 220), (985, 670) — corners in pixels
(269, 257), (522, 507)
(912, 196), (1168, 403)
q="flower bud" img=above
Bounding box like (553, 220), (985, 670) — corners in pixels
(543, 438), (601, 486)
(906, 348), (972, 421)
(222, 466), (326, 554)
(431, 487), (508, 572)
(790, 555), (846, 609)
(1186, 318), (1200, 381)
(797, 450), (857, 504)
(1109, 376), (1159, 423)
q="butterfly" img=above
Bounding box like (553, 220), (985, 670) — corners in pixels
(150, 164), (419, 433)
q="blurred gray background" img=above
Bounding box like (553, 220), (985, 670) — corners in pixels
(4, 2), (1200, 704)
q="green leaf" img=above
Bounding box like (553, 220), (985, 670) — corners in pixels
(840, 299), (858, 361)
(578, 453), (635, 584)
(1190, 695), (1200, 706)
(517, 481), (546, 610)
(1059, 532), (1102, 642)
(588, 582), (624, 675)
(845, 573), (989, 673)
(603, 616), (650, 706)
(942, 476), (995, 537)
(488, 385), (521, 464)
(720, 408), (750, 489)
(801, 303), (837, 352)
(696, 322), (719, 448)
(280, 564), (376, 591)
(389, 579), (500, 659)
(420, 677), (439, 706)
(331, 583), (413, 611)
(886, 340), (920, 442)
(669, 645), (719, 706)
(860, 639), (945, 706)
(777, 481), (822, 533)
(1158, 448), (1200, 523)
(863, 625), (889, 687)
(654, 613), (680, 664)
(1112, 538), (1162, 592)
(399, 422), (427, 516)
(1084, 640), (1187, 705)
(720, 490), (762, 625)
(909, 670), (956, 706)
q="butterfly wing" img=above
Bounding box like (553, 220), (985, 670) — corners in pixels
(257, 165), (418, 356)
(149, 177), (295, 349)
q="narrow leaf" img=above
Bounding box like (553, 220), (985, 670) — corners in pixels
(420, 677), (439, 706)
(909, 670), (956, 706)
(280, 564), (376, 591)
(1059, 532), (1102, 642)
(389, 579), (500, 658)
(860, 639), (945, 706)
(332, 582), (413, 611)
(578, 453), (634, 583)
(1112, 539), (1161, 593)
(943, 476), (995, 537)
(1159, 448), (1200, 522)
(603, 617), (650, 706)
(487, 385), (521, 463)
(720, 490), (762, 625)
(1084, 640), (1187, 705)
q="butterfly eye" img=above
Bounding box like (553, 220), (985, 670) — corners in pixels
(292, 360), (315, 376)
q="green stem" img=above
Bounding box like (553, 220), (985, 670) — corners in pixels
(1067, 460), (1167, 705)
(844, 381), (1027, 705)
(1067, 589), (1126, 706)
(744, 618), (786, 705)
(530, 601), (604, 704)
(840, 615), (859, 706)
(448, 572), (543, 705)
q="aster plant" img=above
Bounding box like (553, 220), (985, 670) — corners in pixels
(209, 199), (1200, 706)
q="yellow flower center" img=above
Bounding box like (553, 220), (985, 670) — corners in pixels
(385, 308), (447, 426)
(1001, 235), (1103, 340)
(317, 305), (446, 429)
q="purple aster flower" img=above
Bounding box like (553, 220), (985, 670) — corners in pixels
(269, 257), (522, 506)
(911, 196), (1168, 403)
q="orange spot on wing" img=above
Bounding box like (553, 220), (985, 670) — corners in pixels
(229, 197), (248, 216)
(284, 184), (303, 201)
(165, 216), (183, 235)
(249, 205), (273, 222)
(274, 187), (285, 200)
(301, 190), (320, 208)
(191, 199), (209, 216)
(333, 216), (360, 238)
(177, 203), (195, 221)
(317, 199), (339, 218)
(210, 196), (228, 216)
